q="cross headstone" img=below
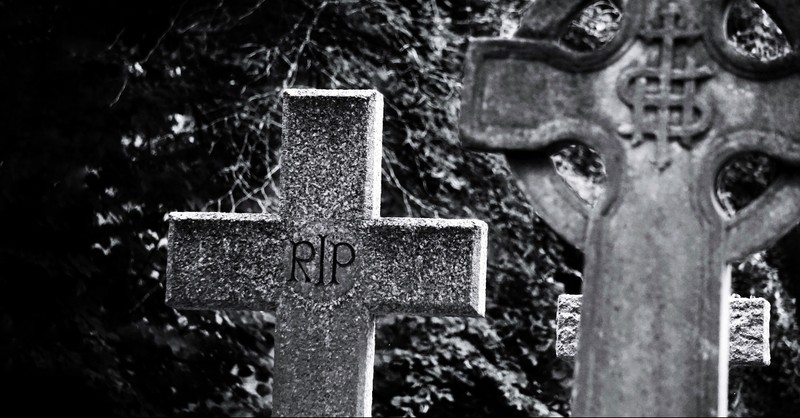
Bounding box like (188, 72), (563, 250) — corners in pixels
(460, 0), (800, 415)
(555, 295), (771, 367)
(167, 89), (487, 417)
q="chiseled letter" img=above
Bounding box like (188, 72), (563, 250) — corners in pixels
(330, 242), (355, 285)
(289, 240), (315, 283)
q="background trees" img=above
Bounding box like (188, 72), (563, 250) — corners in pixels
(1, 0), (797, 416)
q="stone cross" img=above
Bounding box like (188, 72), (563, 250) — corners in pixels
(460, 0), (800, 415)
(555, 295), (771, 367)
(167, 90), (487, 417)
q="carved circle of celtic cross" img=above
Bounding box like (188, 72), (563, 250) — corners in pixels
(459, 0), (800, 416)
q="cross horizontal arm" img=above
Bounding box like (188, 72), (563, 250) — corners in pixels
(361, 218), (487, 317)
(166, 212), (285, 311)
(712, 74), (800, 142)
(555, 295), (771, 367)
(460, 39), (621, 151)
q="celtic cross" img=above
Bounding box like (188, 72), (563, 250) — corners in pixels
(460, 0), (800, 415)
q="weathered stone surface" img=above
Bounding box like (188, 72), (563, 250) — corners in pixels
(281, 90), (382, 220)
(555, 295), (581, 360)
(730, 297), (771, 367)
(167, 89), (487, 417)
(460, 0), (800, 415)
(555, 295), (771, 366)
(169, 215), (486, 314)
(166, 213), (284, 311)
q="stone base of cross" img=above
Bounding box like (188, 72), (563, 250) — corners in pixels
(555, 294), (771, 367)
(166, 90), (487, 417)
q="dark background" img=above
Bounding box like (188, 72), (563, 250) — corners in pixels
(1, 0), (798, 415)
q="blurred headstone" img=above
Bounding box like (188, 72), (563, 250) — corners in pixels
(460, 0), (800, 415)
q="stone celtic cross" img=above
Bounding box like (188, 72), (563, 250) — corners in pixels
(167, 90), (487, 417)
(460, 0), (800, 415)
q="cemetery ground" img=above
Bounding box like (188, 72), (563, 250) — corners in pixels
(3, 0), (800, 416)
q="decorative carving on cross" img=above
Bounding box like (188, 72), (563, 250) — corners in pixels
(616, 1), (716, 168)
(167, 90), (487, 417)
(460, 0), (800, 416)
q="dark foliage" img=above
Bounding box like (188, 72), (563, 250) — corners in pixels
(0, 0), (798, 416)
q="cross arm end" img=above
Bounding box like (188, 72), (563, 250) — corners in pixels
(364, 218), (487, 318)
(166, 212), (284, 312)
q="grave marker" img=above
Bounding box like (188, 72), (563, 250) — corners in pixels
(555, 294), (771, 367)
(167, 90), (487, 416)
(460, 0), (800, 415)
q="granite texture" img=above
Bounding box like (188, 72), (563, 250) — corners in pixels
(554, 295), (580, 360)
(166, 89), (487, 417)
(166, 213), (284, 311)
(729, 297), (771, 367)
(460, 0), (800, 415)
(555, 295), (771, 367)
(281, 89), (382, 220)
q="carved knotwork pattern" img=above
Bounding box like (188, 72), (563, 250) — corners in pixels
(617, 2), (716, 169)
